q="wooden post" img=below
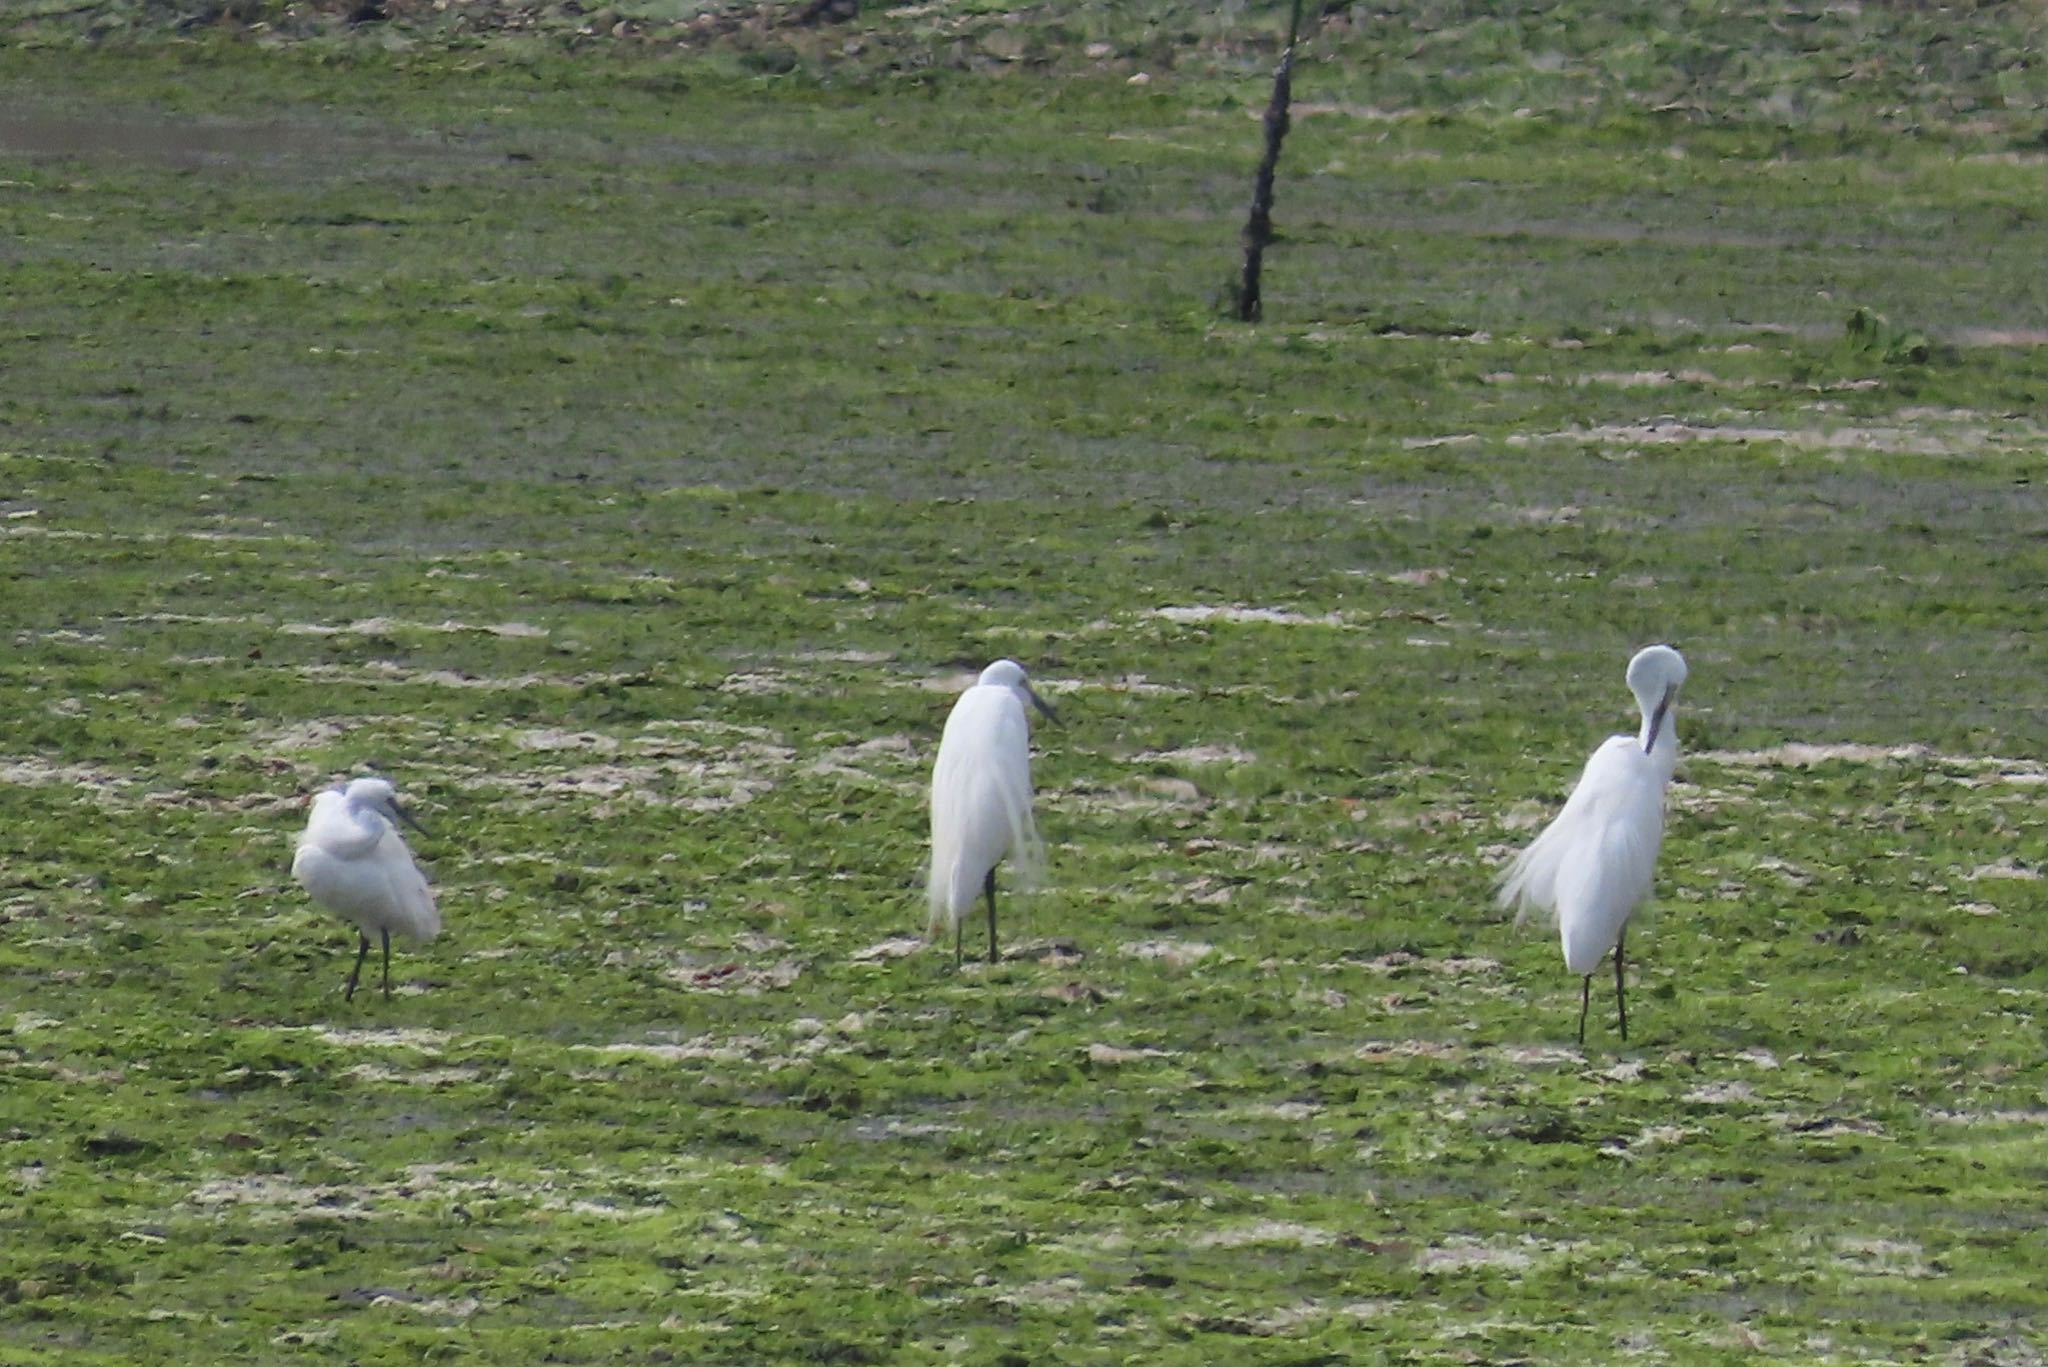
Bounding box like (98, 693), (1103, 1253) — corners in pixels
(1235, 0), (1307, 323)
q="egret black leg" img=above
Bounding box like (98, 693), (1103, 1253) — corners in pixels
(380, 927), (393, 1000)
(1614, 928), (1628, 1042)
(954, 916), (963, 971)
(1576, 974), (1591, 1046)
(344, 932), (371, 1002)
(983, 868), (999, 965)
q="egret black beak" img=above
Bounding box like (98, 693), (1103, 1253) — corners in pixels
(1026, 685), (1059, 725)
(392, 801), (429, 836)
(1643, 685), (1675, 754)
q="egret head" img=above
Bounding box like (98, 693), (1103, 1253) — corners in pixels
(344, 775), (426, 833)
(1625, 644), (1687, 751)
(978, 657), (1058, 724)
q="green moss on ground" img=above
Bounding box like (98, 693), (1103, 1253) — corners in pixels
(4, 10), (2048, 1362)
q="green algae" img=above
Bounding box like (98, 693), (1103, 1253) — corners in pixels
(3, 8), (2048, 1363)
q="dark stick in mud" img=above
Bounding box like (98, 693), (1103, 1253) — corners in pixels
(1234, 0), (1307, 323)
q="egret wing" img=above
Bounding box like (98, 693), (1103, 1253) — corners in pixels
(368, 828), (440, 942)
(1496, 735), (1647, 923)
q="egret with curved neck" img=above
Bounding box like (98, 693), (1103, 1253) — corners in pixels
(927, 659), (1056, 967)
(1497, 645), (1687, 1045)
(292, 776), (440, 1001)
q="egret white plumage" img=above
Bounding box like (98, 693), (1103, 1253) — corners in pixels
(291, 776), (440, 1001)
(1496, 645), (1688, 1045)
(927, 659), (1056, 967)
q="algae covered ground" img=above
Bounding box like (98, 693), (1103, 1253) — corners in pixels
(6, 3), (2048, 1361)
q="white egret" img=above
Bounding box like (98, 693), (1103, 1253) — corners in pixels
(1496, 644), (1688, 1045)
(291, 776), (440, 1001)
(927, 659), (1056, 967)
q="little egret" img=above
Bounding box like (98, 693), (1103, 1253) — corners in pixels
(927, 659), (1056, 967)
(291, 776), (440, 1001)
(1496, 645), (1688, 1045)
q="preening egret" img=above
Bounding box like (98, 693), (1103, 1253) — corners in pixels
(1497, 645), (1688, 1045)
(292, 776), (440, 1001)
(927, 659), (1056, 967)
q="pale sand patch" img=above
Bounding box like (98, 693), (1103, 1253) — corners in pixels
(1834, 1237), (1935, 1278)
(1772, 1113), (1887, 1139)
(805, 733), (918, 781)
(897, 670), (1190, 698)
(1968, 859), (2039, 881)
(718, 671), (794, 695)
(1373, 329), (1494, 344)
(187, 1175), (371, 1220)
(0, 758), (132, 793)
(578, 1037), (775, 1063)
(853, 1117), (960, 1139)
(1356, 1038), (1460, 1061)
(665, 960), (803, 994)
(1291, 101), (1418, 121)
(295, 662), (633, 691)
(1083, 674), (1193, 697)
(295, 1026), (456, 1050)
(281, 618), (547, 639)
(1610, 1124), (1699, 1153)
(1574, 368), (1733, 388)
(998, 1276), (1088, 1309)
(1358, 951), (1501, 975)
(115, 611), (269, 627)
(1241, 1101), (1322, 1122)
(373, 1295), (483, 1319)
(1685, 1081), (1756, 1105)
(559, 1201), (644, 1221)
(1151, 604), (1349, 628)
(181, 529), (303, 545)
(1488, 1045), (1581, 1066)
(345, 1064), (485, 1086)
(469, 760), (778, 812)
(1699, 745), (2048, 786)
(1509, 418), (2019, 457)
(1929, 1108), (2048, 1126)
(265, 719), (352, 752)
(1135, 744), (1257, 766)
(1084, 1043), (1174, 1065)
(1194, 1220), (1337, 1249)
(1695, 742), (1933, 767)
(1415, 1238), (1534, 1272)
(852, 936), (928, 962)
(1120, 939), (1214, 967)
(1957, 327), (2048, 347)
(1241, 1302), (1330, 1336)
(510, 728), (620, 754)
